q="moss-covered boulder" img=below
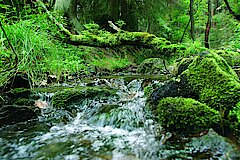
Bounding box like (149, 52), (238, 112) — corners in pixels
(174, 57), (195, 76)
(228, 102), (240, 140)
(52, 87), (117, 108)
(137, 58), (165, 74)
(180, 53), (240, 112)
(147, 80), (198, 114)
(215, 50), (240, 67)
(157, 97), (219, 134)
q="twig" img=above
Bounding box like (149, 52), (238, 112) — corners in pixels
(0, 20), (18, 71)
(108, 21), (121, 32)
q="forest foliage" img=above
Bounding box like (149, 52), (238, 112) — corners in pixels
(0, 0), (240, 87)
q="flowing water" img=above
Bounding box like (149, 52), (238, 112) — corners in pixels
(0, 78), (239, 160)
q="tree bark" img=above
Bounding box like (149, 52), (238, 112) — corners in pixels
(54, 0), (84, 33)
(120, 0), (138, 31)
(212, 0), (219, 28)
(205, 0), (212, 49)
(109, 0), (120, 21)
(190, 0), (195, 41)
(180, 19), (191, 43)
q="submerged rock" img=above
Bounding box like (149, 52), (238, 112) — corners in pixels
(52, 86), (118, 108)
(186, 129), (240, 159)
(157, 97), (219, 134)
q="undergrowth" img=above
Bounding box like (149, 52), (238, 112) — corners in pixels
(0, 4), (134, 87)
(0, 12), (91, 87)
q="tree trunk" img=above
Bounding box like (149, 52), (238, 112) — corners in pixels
(212, 0), (219, 28)
(205, 0), (212, 49)
(109, 0), (120, 21)
(54, 0), (84, 33)
(120, 0), (138, 31)
(190, 0), (195, 41)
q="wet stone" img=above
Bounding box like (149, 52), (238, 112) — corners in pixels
(0, 105), (37, 127)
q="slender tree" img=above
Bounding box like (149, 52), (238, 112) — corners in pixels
(205, 0), (212, 48)
(109, 0), (120, 21)
(190, 0), (195, 41)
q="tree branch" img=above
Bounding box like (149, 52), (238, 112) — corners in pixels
(223, 0), (240, 21)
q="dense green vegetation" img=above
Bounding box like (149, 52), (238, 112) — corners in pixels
(0, 0), (240, 88)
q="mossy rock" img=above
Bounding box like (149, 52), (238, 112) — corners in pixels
(13, 98), (34, 106)
(174, 57), (194, 76)
(8, 88), (31, 99)
(215, 50), (240, 67)
(157, 97), (219, 134)
(180, 53), (240, 112)
(52, 86), (117, 108)
(0, 105), (37, 127)
(228, 102), (240, 141)
(137, 58), (165, 74)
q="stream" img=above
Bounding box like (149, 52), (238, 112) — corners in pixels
(0, 77), (240, 159)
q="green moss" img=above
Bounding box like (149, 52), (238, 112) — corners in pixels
(137, 58), (164, 74)
(215, 50), (240, 67)
(228, 102), (240, 139)
(157, 97), (219, 134)
(91, 57), (131, 71)
(32, 86), (72, 93)
(181, 53), (240, 112)
(10, 88), (30, 98)
(71, 31), (184, 58)
(13, 98), (33, 106)
(144, 85), (154, 98)
(205, 52), (238, 78)
(52, 86), (117, 108)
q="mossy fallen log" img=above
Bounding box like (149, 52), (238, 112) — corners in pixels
(69, 31), (186, 57)
(36, 0), (186, 57)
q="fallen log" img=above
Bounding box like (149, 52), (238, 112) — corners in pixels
(36, 0), (185, 57)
